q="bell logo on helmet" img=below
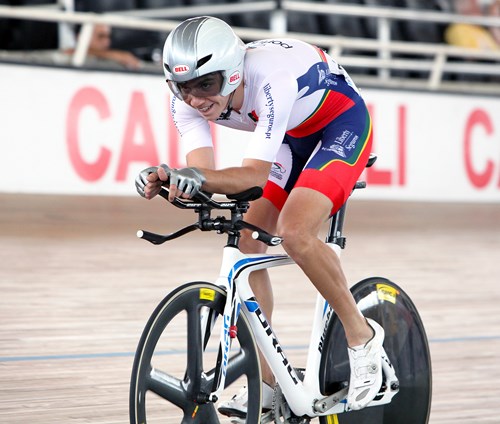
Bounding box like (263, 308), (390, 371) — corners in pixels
(228, 71), (241, 85)
(173, 65), (190, 74)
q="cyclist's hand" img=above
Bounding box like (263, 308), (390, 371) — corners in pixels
(135, 166), (163, 199)
(159, 164), (206, 202)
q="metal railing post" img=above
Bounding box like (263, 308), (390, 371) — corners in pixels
(377, 16), (391, 81)
(72, 22), (93, 67)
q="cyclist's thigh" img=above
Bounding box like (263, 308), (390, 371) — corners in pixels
(240, 196), (281, 253)
(295, 100), (373, 214)
(279, 187), (333, 235)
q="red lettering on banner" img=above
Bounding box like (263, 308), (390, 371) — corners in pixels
(66, 87), (111, 181)
(66, 88), (210, 183)
(116, 91), (159, 181)
(365, 104), (407, 186)
(464, 109), (495, 189)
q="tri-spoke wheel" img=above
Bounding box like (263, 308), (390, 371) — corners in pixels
(319, 277), (432, 424)
(130, 282), (262, 423)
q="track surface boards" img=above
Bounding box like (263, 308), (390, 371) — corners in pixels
(0, 193), (499, 423)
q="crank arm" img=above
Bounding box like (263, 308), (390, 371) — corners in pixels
(313, 386), (348, 413)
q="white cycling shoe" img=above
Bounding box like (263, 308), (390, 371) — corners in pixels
(218, 382), (274, 420)
(347, 317), (385, 411)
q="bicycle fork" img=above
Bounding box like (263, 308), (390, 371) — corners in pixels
(203, 246), (294, 403)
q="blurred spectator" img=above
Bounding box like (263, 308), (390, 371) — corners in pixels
(488, 0), (500, 45)
(444, 0), (499, 50)
(0, 22), (151, 71)
(65, 23), (143, 70)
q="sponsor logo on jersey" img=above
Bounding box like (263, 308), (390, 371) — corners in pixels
(270, 162), (286, 180)
(321, 130), (359, 158)
(323, 144), (347, 157)
(317, 64), (338, 88)
(263, 83), (275, 139)
(248, 40), (294, 49)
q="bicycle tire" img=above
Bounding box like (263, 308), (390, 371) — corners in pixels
(318, 277), (432, 424)
(129, 281), (262, 424)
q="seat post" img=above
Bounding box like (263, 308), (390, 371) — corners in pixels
(326, 202), (347, 248)
(325, 153), (376, 249)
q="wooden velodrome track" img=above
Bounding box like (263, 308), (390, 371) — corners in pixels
(0, 192), (499, 423)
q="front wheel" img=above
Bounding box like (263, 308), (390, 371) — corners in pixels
(319, 277), (432, 424)
(129, 282), (262, 423)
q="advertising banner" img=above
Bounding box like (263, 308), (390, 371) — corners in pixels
(1, 63), (499, 202)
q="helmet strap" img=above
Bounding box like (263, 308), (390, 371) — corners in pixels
(220, 90), (236, 120)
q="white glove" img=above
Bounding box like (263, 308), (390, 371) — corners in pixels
(160, 164), (206, 198)
(135, 166), (159, 198)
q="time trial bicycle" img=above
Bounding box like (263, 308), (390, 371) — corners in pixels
(129, 155), (432, 423)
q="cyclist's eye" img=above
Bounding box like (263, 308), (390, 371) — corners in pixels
(178, 84), (190, 95)
(198, 79), (216, 92)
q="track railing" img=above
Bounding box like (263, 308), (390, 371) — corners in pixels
(0, 1), (499, 94)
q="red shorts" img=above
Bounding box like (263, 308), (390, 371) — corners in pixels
(263, 99), (372, 215)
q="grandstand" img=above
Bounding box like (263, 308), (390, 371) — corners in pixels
(1, 0), (500, 94)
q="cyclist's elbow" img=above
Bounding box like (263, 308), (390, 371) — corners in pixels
(254, 176), (269, 189)
(241, 159), (272, 189)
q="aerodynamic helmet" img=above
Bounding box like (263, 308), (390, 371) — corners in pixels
(163, 16), (246, 100)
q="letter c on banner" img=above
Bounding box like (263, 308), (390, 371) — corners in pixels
(464, 109), (494, 188)
(66, 87), (111, 181)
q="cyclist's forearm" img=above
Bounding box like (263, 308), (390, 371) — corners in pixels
(200, 160), (271, 195)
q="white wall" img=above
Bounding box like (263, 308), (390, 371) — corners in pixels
(1, 63), (499, 202)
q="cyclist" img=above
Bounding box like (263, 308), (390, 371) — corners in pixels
(135, 16), (385, 417)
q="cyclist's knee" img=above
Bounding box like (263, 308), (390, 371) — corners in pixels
(278, 223), (314, 257)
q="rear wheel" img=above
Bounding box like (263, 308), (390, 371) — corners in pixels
(130, 282), (262, 423)
(319, 277), (432, 424)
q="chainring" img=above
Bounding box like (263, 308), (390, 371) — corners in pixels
(272, 369), (311, 424)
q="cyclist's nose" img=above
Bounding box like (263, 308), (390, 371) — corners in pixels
(184, 94), (206, 108)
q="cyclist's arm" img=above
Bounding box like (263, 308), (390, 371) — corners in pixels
(155, 157), (270, 198)
(186, 146), (272, 195)
(186, 147), (216, 170)
(199, 158), (272, 195)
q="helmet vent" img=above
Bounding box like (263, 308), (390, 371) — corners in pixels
(164, 63), (171, 73)
(196, 54), (212, 69)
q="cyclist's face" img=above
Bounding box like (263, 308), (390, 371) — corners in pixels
(170, 72), (228, 120)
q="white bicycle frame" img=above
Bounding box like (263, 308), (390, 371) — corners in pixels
(209, 241), (399, 418)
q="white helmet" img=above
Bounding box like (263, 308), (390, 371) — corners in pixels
(163, 16), (246, 100)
